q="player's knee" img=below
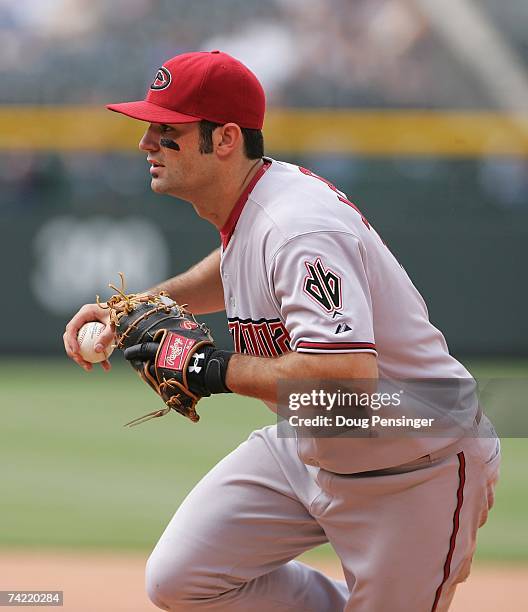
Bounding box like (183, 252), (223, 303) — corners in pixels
(145, 552), (187, 611)
(145, 549), (222, 610)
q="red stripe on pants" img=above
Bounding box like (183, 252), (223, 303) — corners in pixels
(431, 452), (466, 612)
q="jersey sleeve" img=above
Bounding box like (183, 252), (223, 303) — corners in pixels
(269, 231), (376, 354)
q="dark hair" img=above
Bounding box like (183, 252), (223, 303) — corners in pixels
(198, 120), (264, 159)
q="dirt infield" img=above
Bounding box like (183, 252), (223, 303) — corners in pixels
(0, 551), (526, 611)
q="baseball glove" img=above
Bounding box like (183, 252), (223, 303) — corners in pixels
(100, 275), (233, 427)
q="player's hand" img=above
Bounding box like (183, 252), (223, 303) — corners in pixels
(63, 303), (114, 372)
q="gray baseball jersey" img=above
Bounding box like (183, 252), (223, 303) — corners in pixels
(219, 157), (475, 473)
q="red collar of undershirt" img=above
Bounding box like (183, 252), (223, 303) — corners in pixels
(220, 159), (271, 249)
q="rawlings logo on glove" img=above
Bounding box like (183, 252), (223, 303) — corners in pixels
(99, 274), (233, 426)
(158, 332), (196, 370)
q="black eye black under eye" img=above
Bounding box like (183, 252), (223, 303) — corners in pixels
(160, 138), (181, 151)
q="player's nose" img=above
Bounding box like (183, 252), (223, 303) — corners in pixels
(139, 125), (160, 152)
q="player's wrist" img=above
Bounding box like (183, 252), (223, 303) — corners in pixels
(200, 348), (234, 395)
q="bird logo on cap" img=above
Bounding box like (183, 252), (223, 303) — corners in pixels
(150, 67), (172, 90)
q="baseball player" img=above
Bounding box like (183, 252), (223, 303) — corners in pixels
(63, 51), (500, 611)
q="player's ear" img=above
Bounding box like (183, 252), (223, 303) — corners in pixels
(214, 123), (243, 158)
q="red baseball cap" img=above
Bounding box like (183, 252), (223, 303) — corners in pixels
(106, 50), (265, 129)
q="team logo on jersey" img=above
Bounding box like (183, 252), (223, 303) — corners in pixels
(150, 67), (171, 90)
(228, 317), (291, 356)
(303, 258), (342, 314)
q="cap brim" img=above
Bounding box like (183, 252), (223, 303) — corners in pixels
(106, 100), (201, 124)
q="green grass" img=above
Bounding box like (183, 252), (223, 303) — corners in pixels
(0, 358), (526, 561)
(0, 358), (274, 551)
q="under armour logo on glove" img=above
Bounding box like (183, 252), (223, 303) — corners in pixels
(188, 352), (205, 373)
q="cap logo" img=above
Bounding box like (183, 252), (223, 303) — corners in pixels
(150, 67), (171, 90)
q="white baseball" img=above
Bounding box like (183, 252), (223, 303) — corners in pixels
(77, 321), (114, 363)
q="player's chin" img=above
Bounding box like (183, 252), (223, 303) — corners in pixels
(150, 177), (169, 194)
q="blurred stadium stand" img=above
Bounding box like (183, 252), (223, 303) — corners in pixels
(0, 0), (527, 355)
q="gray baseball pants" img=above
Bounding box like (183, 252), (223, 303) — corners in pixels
(146, 422), (500, 611)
